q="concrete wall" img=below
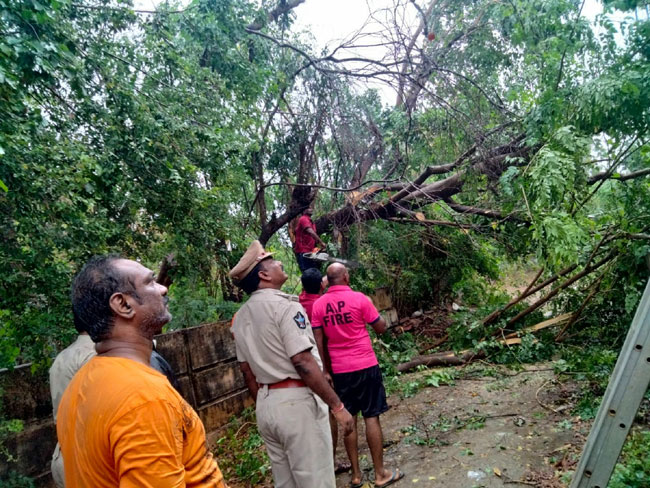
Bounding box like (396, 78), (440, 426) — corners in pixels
(154, 321), (253, 433)
(0, 320), (252, 486)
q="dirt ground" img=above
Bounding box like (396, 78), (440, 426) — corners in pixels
(334, 363), (590, 488)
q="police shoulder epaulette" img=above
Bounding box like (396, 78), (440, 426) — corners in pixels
(279, 292), (300, 302)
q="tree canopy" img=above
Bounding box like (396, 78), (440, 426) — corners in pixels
(1, 0), (649, 369)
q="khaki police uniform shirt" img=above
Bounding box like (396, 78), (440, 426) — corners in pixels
(50, 334), (96, 421)
(232, 288), (322, 384)
(50, 333), (96, 488)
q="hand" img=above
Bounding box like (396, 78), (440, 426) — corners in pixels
(333, 407), (354, 436)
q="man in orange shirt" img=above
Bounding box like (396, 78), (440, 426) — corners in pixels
(57, 255), (227, 488)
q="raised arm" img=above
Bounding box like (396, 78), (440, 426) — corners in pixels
(305, 227), (326, 248)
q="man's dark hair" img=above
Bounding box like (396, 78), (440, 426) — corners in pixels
(301, 268), (322, 294)
(71, 255), (137, 342)
(237, 261), (267, 294)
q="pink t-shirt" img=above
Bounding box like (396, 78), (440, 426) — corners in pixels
(311, 285), (381, 374)
(294, 215), (316, 253)
(298, 291), (321, 321)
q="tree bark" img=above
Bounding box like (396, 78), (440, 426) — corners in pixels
(156, 254), (176, 288)
(397, 350), (485, 372)
(247, 0), (306, 31)
(587, 167), (650, 184)
(258, 185), (315, 246)
(313, 135), (533, 235)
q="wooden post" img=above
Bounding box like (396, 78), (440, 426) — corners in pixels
(570, 278), (650, 488)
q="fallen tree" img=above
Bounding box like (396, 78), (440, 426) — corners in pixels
(396, 313), (573, 373)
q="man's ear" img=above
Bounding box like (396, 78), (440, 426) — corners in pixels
(257, 268), (271, 283)
(109, 292), (135, 319)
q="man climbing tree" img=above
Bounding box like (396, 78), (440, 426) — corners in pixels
(294, 208), (326, 272)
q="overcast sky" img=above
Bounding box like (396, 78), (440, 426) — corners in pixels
(293, 0), (612, 48)
(132, 0), (637, 103)
(132, 0), (635, 50)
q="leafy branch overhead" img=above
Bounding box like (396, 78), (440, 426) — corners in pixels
(0, 0), (649, 369)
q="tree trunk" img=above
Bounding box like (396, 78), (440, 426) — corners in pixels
(156, 254), (176, 288)
(397, 350), (485, 372)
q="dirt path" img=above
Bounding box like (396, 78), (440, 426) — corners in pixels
(335, 363), (589, 488)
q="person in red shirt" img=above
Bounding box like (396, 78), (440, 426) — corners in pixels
(311, 263), (404, 488)
(294, 208), (326, 271)
(298, 268), (326, 320)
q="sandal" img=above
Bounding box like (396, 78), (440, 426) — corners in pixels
(375, 468), (405, 488)
(335, 460), (352, 474)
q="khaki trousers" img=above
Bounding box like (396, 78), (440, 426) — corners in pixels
(51, 443), (65, 488)
(256, 386), (334, 488)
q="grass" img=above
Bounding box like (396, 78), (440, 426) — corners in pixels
(211, 408), (272, 487)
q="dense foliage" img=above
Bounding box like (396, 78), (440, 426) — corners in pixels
(0, 0), (648, 399)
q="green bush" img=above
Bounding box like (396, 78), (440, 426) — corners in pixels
(609, 430), (650, 488)
(0, 472), (36, 488)
(167, 279), (239, 330)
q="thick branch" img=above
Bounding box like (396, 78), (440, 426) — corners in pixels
(258, 185), (315, 246)
(349, 118), (384, 188)
(387, 217), (474, 229)
(587, 167), (650, 184)
(247, 0), (306, 30)
(444, 198), (522, 221)
(156, 254), (176, 288)
(396, 350), (485, 372)
(314, 136), (534, 235)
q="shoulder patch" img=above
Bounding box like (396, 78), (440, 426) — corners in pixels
(293, 311), (307, 329)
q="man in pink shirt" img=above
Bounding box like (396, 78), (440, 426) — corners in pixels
(311, 263), (404, 488)
(293, 208), (326, 272)
(299, 268), (351, 476)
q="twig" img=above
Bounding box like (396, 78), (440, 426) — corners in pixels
(555, 271), (605, 341)
(520, 186), (534, 223)
(233, 421), (253, 439)
(418, 334), (450, 354)
(535, 379), (562, 414)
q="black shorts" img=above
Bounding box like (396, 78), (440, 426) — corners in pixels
(332, 365), (389, 418)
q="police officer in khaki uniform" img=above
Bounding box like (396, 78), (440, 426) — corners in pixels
(230, 241), (354, 488)
(50, 333), (96, 487)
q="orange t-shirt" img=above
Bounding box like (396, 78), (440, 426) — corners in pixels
(57, 356), (226, 488)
